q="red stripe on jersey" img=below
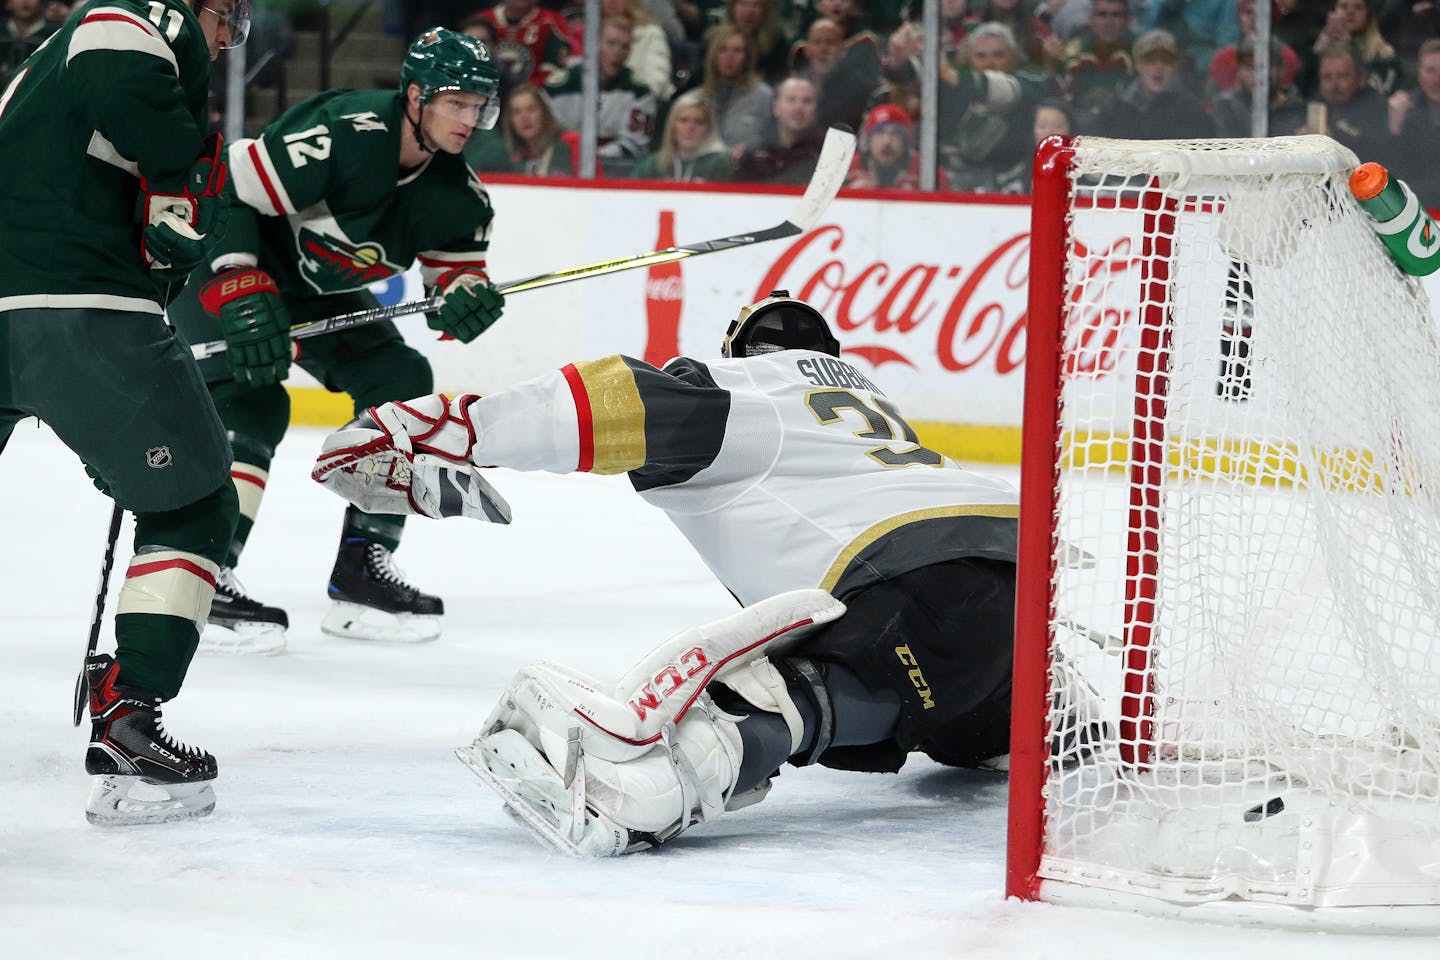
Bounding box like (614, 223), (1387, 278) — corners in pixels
(560, 363), (595, 473)
(82, 11), (157, 34)
(125, 557), (219, 589)
(247, 140), (285, 215)
(231, 468), (266, 489)
(417, 255), (488, 272)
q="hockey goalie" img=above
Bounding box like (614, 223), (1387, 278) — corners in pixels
(314, 292), (1051, 854)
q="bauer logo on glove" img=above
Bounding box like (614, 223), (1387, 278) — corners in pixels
(429, 268), (505, 343)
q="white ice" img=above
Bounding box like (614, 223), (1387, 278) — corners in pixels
(2, 423), (1433, 959)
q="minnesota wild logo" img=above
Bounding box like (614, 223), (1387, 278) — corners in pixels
(297, 229), (401, 291)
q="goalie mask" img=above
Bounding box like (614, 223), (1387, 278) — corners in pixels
(401, 27), (502, 130)
(721, 291), (840, 359)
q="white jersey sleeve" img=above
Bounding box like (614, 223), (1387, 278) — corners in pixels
(464, 352), (1018, 605)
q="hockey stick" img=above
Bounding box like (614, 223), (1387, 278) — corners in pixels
(73, 502), (124, 726)
(189, 125), (857, 361)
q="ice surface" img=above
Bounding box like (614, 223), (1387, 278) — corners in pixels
(2, 424), (1432, 959)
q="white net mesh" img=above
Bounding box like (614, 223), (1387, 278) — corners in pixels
(1038, 136), (1440, 908)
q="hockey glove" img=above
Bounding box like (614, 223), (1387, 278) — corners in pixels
(311, 396), (511, 522)
(141, 133), (229, 274)
(198, 267), (292, 386)
(428, 271), (505, 344)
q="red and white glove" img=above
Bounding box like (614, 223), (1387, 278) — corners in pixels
(312, 394), (510, 522)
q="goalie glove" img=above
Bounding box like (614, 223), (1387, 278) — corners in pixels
(455, 589), (846, 856)
(141, 133), (229, 274)
(311, 396), (511, 523)
(428, 269), (505, 344)
(197, 267), (292, 386)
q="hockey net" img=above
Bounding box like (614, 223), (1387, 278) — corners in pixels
(1008, 135), (1440, 927)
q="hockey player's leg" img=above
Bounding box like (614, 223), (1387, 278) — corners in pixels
(201, 380), (291, 654)
(314, 328), (444, 642)
(87, 482), (235, 824)
(457, 589), (847, 855)
(9, 310), (235, 823)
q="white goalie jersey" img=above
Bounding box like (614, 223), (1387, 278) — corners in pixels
(463, 351), (1019, 605)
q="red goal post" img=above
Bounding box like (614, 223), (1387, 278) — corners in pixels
(1007, 134), (1440, 932)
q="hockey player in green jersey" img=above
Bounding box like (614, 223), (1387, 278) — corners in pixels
(0, 1), (253, 824)
(167, 26), (507, 650)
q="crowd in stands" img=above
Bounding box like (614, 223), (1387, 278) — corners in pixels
(6, 0), (1434, 202)
(445, 0), (1440, 200)
(0, 0), (71, 86)
(450, 0), (1440, 202)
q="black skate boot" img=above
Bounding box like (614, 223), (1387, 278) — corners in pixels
(322, 537), (444, 642)
(84, 654), (217, 825)
(202, 567), (288, 655)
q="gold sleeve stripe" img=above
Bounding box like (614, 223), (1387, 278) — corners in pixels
(819, 504), (1021, 592)
(568, 356), (648, 475)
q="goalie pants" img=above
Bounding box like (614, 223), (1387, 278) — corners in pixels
(0, 308), (237, 697)
(782, 557), (1016, 774)
(169, 280), (433, 562)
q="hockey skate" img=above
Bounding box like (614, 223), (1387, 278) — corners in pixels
(200, 567), (288, 655)
(322, 537), (443, 642)
(84, 654), (217, 825)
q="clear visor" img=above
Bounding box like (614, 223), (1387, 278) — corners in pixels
(204, 0), (252, 47)
(428, 90), (501, 130)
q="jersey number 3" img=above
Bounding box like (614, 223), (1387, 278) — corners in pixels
(807, 389), (943, 468)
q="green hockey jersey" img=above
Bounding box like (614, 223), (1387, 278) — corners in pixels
(220, 88), (497, 297)
(0, 0), (212, 315)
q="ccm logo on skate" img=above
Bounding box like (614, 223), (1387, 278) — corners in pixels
(628, 647), (711, 721)
(895, 645), (934, 709)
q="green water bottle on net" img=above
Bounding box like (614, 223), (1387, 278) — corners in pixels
(1349, 162), (1440, 277)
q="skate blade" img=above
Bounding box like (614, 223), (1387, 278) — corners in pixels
(321, 601), (440, 643)
(200, 619), (287, 656)
(455, 735), (627, 858)
(86, 776), (215, 825)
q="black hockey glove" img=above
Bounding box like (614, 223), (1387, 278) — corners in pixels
(140, 133), (230, 274)
(429, 270), (505, 344)
(198, 267), (293, 386)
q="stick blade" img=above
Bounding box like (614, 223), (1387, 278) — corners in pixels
(786, 125), (857, 232)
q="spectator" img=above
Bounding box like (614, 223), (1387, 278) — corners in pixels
(634, 88), (737, 180)
(599, 0), (676, 100)
(482, 0), (574, 88)
(700, 24), (775, 159)
(501, 83), (576, 176)
(1290, 43), (1389, 157)
(845, 103), (949, 189)
(1, 0), (56, 87)
(793, 15), (882, 130)
(1039, 0), (1096, 42)
(965, 0), (1064, 67)
(1209, 0), (1301, 96)
(1380, 0), (1440, 72)
(993, 97), (1072, 192)
(1063, 0), (1135, 127)
(737, 75), (825, 183)
(40, 0), (66, 26)
(1090, 28), (1209, 139)
(716, 0), (793, 84)
(1386, 37), (1440, 206)
(1211, 36), (1308, 138)
(1138, 0), (1237, 79)
(545, 18), (658, 177)
(942, 23), (1044, 192)
(1300, 0), (1402, 97)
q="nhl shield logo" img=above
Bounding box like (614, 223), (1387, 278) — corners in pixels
(145, 446), (172, 469)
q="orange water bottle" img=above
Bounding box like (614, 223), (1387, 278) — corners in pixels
(1349, 163), (1440, 277)
(643, 210), (684, 367)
